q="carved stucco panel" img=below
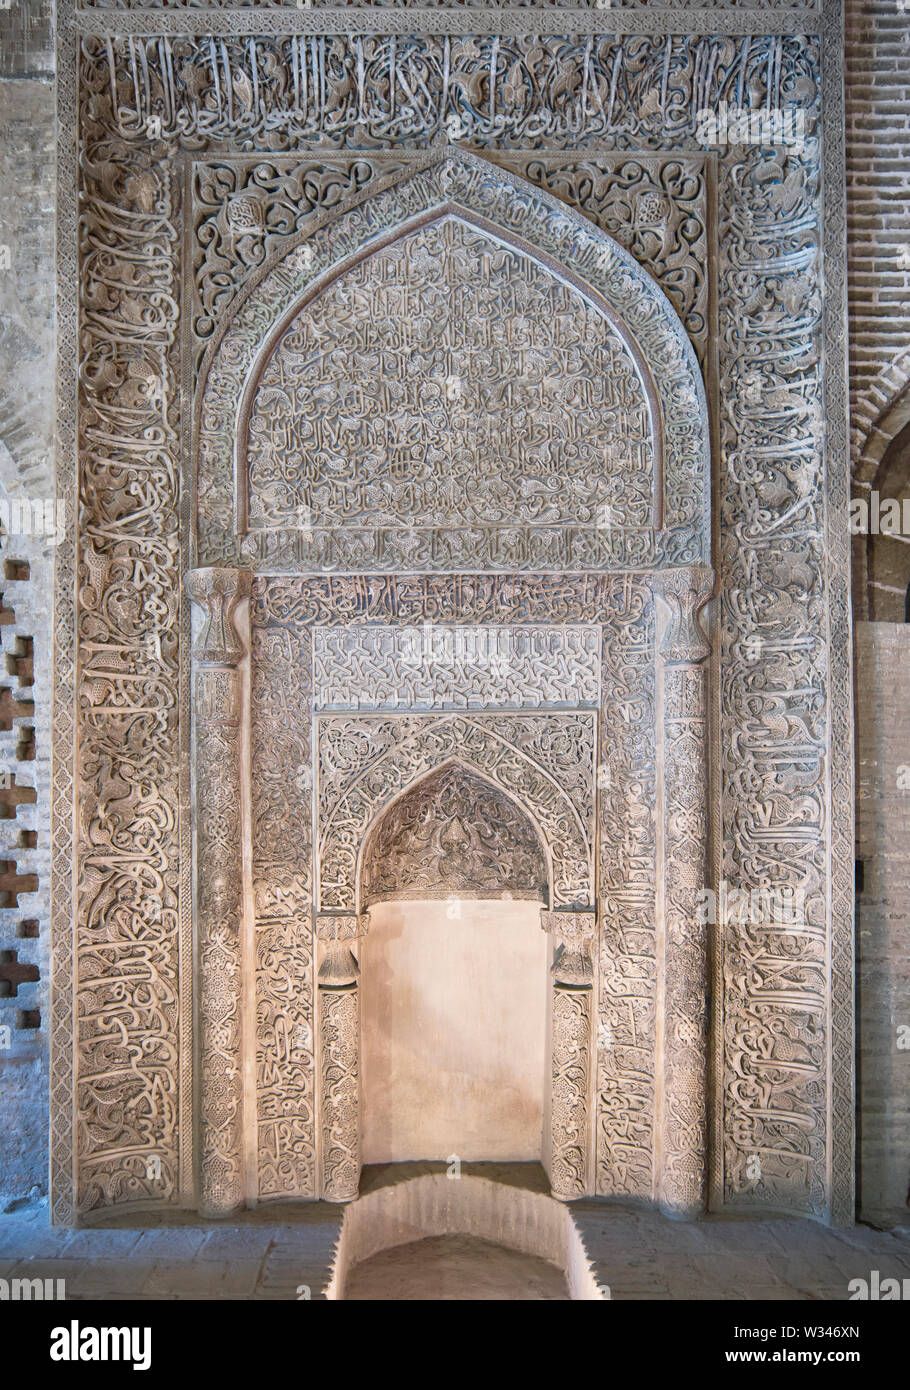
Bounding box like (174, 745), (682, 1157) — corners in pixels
(186, 567), (251, 1218)
(243, 213), (657, 538)
(73, 156), (183, 1216)
(360, 762), (550, 906)
(319, 981), (360, 1202)
(197, 154), (710, 572)
(551, 987), (594, 1200)
(81, 34), (819, 153)
(596, 575), (657, 1199)
(249, 613), (317, 1199)
(317, 713), (596, 912)
(191, 153), (709, 385)
(717, 137), (831, 1216)
(659, 568), (713, 1218)
(56, 16), (851, 1226)
(312, 623), (600, 710)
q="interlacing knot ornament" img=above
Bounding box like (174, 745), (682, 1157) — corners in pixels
(203, 867), (239, 920)
(185, 566), (253, 1216)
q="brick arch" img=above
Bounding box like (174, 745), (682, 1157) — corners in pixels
(852, 350), (910, 485)
(855, 412), (910, 623)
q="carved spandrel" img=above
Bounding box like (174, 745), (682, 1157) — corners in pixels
(199, 155), (710, 574)
(499, 155), (710, 364)
(317, 712), (595, 913)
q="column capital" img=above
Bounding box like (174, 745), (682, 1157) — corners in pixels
(542, 908), (596, 986)
(540, 908), (597, 942)
(318, 941), (360, 988)
(185, 567), (252, 666)
(658, 567), (714, 665)
(316, 910), (370, 942)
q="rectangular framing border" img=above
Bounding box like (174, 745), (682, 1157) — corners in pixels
(311, 705), (598, 1197)
(52, 0), (853, 1225)
(246, 576), (649, 1204)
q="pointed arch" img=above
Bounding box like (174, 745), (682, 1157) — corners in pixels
(233, 203), (665, 533)
(316, 714), (593, 915)
(196, 152), (710, 573)
(357, 758), (551, 910)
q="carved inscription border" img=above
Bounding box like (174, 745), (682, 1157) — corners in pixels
(250, 572), (655, 1201)
(53, 5), (852, 1226)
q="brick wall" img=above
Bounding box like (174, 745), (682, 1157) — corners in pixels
(846, 0), (910, 472)
(0, 1), (55, 1209)
(855, 622), (910, 1228)
(847, 0), (910, 1230)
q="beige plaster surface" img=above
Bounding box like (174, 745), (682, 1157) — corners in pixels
(360, 899), (548, 1163)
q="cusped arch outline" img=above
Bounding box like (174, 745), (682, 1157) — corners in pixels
(196, 151), (711, 573)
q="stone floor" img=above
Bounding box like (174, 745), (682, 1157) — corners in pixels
(0, 1199), (345, 1301)
(344, 1234), (570, 1300)
(570, 1202), (910, 1301)
(2, 1165), (910, 1300)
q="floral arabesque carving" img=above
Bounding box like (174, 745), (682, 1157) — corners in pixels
(361, 762), (550, 907)
(54, 9), (852, 1231)
(243, 213), (657, 539)
(198, 154), (710, 573)
(185, 567), (251, 1217)
(317, 713), (595, 914)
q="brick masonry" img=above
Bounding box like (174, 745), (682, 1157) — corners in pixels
(854, 623), (910, 1228)
(847, 0), (910, 1230)
(0, 3), (55, 1209)
(846, 0), (910, 468)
